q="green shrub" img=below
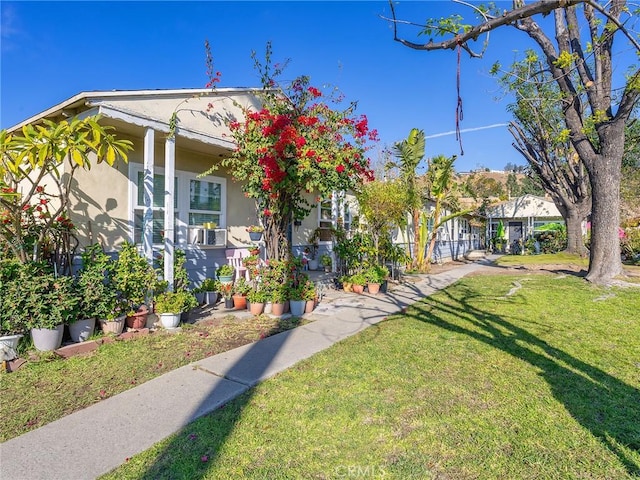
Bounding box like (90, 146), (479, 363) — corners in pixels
(216, 264), (235, 277)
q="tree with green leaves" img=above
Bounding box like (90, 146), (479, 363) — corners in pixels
(356, 178), (408, 264)
(388, 128), (426, 269)
(497, 51), (592, 256)
(423, 154), (473, 267)
(0, 116), (132, 267)
(388, 0), (640, 284)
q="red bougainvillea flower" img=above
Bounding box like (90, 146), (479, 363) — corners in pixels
(263, 208), (272, 216)
(307, 86), (322, 97)
(335, 164), (345, 173)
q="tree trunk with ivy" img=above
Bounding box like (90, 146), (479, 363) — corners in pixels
(263, 211), (291, 261)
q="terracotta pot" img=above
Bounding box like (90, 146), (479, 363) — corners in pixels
(249, 302), (264, 315)
(305, 300), (315, 313)
(233, 294), (247, 310)
(125, 312), (147, 329)
(367, 283), (381, 295)
(271, 302), (285, 316)
(352, 284), (365, 294)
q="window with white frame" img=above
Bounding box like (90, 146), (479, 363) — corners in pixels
(317, 198), (334, 242)
(342, 201), (352, 233)
(131, 165), (226, 245)
(459, 218), (469, 238)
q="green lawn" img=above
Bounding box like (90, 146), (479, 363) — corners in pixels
(496, 252), (590, 267)
(102, 274), (640, 479)
(0, 314), (304, 442)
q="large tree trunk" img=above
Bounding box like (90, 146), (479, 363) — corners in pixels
(584, 141), (625, 283)
(263, 212), (291, 261)
(564, 204), (589, 256)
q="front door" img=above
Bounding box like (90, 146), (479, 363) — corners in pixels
(508, 221), (523, 242)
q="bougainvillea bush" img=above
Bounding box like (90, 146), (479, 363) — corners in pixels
(213, 44), (377, 260)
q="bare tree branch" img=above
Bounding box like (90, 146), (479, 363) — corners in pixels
(386, 0), (584, 56)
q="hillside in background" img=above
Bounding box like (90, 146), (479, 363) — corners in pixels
(456, 169), (545, 203)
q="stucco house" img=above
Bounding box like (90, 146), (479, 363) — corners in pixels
(7, 89), (350, 286)
(485, 194), (564, 248)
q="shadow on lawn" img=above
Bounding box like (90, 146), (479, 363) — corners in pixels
(136, 318), (295, 479)
(408, 285), (640, 476)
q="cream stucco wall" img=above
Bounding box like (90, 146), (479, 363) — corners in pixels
(68, 131), (263, 251)
(69, 146), (132, 251)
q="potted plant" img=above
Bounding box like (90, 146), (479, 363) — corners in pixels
(365, 264), (389, 295)
(247, 289), (267, 315)
(154, 291), (195, 329)
(73, 244), (121, 339)
(288, 282), (306, 317)
(340, 275), (353, 293)
(269, 285), (287, 317)
(320, 253), (332, 272)
(216, 264), (235, 283)
(232, 277), (251, 310)
(302, 277), (317, 313)
(246, 225), (264, 242)
(23, 269), (79, 351)
(99, 295), (129, 335)
(0, 260), (28, 358)
(218, 281), (234, 309)
(349, 272), (367, 294)
(112, 241), (157, 316)
(200, 278), (219, 305)
(242, 254), (261, 278)
(247, 244), (260, 256)
(307, 229), (321, 270)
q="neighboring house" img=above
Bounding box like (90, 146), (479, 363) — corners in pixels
(7, 89), (340, 285)
(391, 201), (483, 264)
(485, 194), (564, 248)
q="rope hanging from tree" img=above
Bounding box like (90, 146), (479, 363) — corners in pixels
(455, 40), (464, 156)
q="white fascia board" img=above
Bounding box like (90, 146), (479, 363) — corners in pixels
(6, 87), (273, 133)
(96, 105), (236, 150)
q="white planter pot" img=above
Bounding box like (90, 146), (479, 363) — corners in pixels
(31, 324), (64, 352)
(308, 260), (318, 271)
(0, 334), (23, 360)
(68, 318), (96, 343)
(159, 313), (181, 329)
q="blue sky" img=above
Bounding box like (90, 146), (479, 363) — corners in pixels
(1, 1), (548, 172)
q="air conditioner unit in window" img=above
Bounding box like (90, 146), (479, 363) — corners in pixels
(188, 227), (227, 248)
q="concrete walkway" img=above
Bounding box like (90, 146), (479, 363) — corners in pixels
(0, 256), (498, 480)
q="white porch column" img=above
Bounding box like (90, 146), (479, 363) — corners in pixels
(331, 191), (338, 272)
(143, 128), (155, 266)
(164, 136), (175, 290)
